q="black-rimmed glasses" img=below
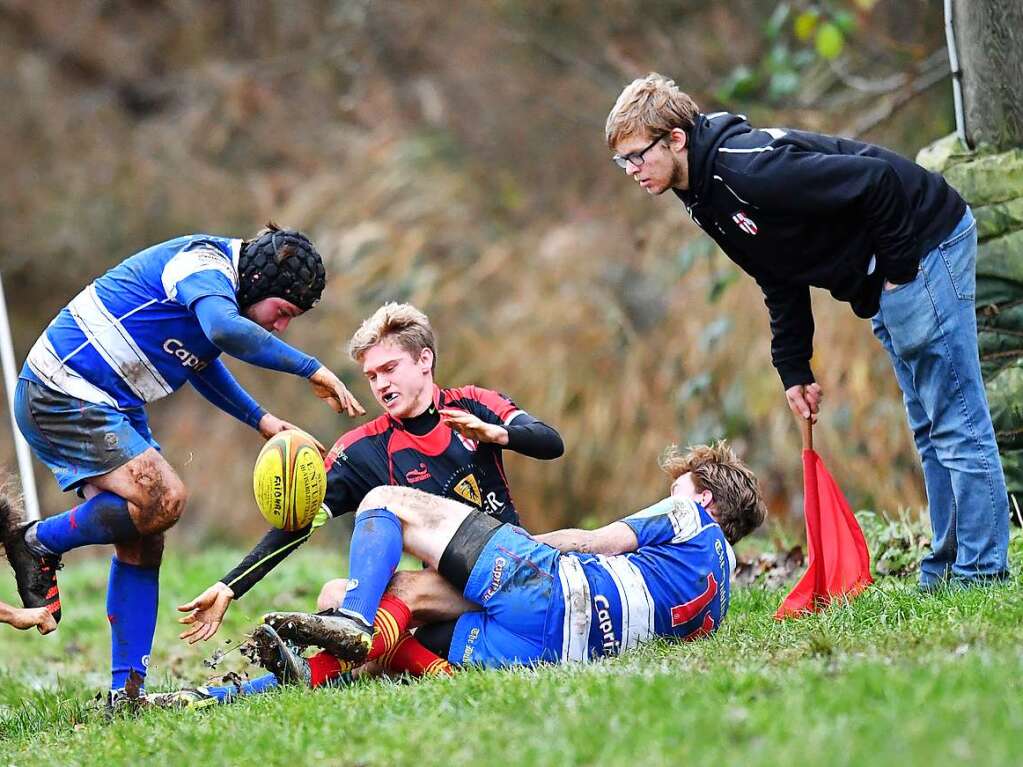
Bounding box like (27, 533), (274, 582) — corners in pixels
(611, 134), (667, 170)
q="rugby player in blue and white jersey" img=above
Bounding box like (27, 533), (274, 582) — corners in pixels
(0, 224), (363, 705)
(254, 441), (765, 676)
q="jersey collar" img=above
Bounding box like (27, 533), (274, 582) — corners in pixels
(230, 238), (242, 281)
(388, 384), (443, 430)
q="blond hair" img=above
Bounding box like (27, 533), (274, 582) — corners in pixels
(348, 302), (437, 373)
(605, 73), (700, 149)
(660, 441), (766, 545)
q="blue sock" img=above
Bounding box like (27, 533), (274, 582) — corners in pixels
(34, 492), (138, 555)
(205, 673), (279, 703)
(107, 557), (159, 690)
(340, 508), (403, 625)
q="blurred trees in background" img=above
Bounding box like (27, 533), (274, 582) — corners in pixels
(0, 0), (957, 541)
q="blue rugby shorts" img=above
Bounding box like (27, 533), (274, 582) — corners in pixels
(448, 524), (562, 669)
(15, 378), (159, 491)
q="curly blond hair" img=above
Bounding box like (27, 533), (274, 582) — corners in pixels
(605, 73), (700, 149)
(347, 302), (437, 373)
(660, 441), (766, 544)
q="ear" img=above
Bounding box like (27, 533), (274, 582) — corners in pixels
(417, 347), (434, 373)
(668, 127), (688, 153)
(697, 488), (715, 511)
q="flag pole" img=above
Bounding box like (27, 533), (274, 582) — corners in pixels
(800, 415), (813, 452)
(0, 272), (40, 521)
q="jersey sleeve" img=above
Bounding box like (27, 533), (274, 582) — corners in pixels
(321, 433), (387, 517)
(162, 241), (239, 309)
(621, 497), (706, 547)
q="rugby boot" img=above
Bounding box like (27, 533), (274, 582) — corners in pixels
(245, 624), (312, 686)
(2, 522), (62, 623)
(148, 687), (219, 710)
(262, 609), (373, 665)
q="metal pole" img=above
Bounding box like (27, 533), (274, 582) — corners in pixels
(0, 273), (40, 521)
(944, 0), (970, 148)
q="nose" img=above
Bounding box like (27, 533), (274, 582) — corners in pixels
(625, 160), (641, 177)
(273, 317), (291, 333)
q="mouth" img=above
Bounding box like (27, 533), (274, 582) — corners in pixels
(382, 392), (400, 405)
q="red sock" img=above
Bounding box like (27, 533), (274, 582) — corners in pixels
(308, 595), (412, 686)
(381, 632), (455, 677)
(308, 650), (349, 687)
(366, 594), (412, 662)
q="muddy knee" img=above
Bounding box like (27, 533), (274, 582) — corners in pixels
(317, 578), (349, 611)
(132, 474), (187, 535)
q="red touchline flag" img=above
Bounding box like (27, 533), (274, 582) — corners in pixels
(776, 418), (873, 619)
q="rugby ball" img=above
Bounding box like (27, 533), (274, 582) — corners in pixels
(252, 430), (326, 530)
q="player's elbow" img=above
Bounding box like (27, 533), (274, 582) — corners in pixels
(545, 433), (565, 459)
(205, 324), (244, 355)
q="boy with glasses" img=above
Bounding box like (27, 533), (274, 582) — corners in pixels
(605, 73), (1009, 590)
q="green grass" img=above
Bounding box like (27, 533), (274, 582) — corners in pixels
(1, 542), (1021, 767)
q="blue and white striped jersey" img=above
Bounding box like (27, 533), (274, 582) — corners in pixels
(546, 496), (735, 662)
(22, 235), (241, 410)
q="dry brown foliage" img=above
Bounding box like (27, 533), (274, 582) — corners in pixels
(0, 1), (947, 539)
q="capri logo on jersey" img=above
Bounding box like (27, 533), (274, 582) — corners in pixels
(593, 595), (619, 654)
(732, 210), (758, 235)
(163, 339), (210, 372)
(482, 556), (507, 601)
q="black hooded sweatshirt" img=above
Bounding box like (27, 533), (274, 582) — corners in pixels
(673, 112), (965, 388)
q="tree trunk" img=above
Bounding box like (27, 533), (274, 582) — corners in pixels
(951, 0), (1023, 151)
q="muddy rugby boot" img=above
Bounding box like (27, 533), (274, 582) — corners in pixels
(262, 609), (373, 665)
(245, 624), (312, 687)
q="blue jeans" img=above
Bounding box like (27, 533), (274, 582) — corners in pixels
(872, 208), (1009, 586)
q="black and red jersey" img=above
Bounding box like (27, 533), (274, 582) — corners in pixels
(221, 384), (562, 598)
(324, 385), (532, 524)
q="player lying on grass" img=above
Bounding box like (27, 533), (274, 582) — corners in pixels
(263, 440), (765, 673)
(0, 224), (363, 707)
(151, 442), (764, 706)
(175, 302), (563, 648)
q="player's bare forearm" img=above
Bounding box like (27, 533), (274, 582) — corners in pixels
(1, 601), (57, 633)
(534, 529), (597, 553)
(535, 522), (638, 556)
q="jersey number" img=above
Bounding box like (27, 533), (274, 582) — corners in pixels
(669, 572), (718, 639)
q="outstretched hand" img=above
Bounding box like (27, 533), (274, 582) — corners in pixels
(785, 383), (823, 424)
(257, 413), (327, 455)
(177, 582), (234, 644)
(309, 367), (365, 418)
